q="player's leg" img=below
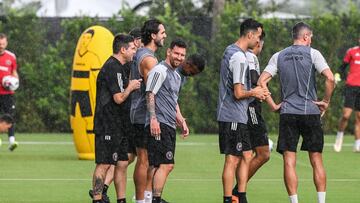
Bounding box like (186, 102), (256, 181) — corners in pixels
(308, 152), (326, 203)
(3, 95), (17, 151)
(144, 166), (154, 203)
(133, 124), (149, 202)
(248, 145), (270, 179)
(223, 154), (240, 202)
(236, 150), (252, 203)
(152, 164), (174, 202)
(92, 163), (112, 201)
(354, 111), (360, 152)
(88, 165), (113, 201)
(283, 151), (298, 203)
(114, 135), (130, 203)
(335, 85), (356, 152)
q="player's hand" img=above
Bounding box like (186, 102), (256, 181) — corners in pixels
(150, 117), (161, 140)
(180, 120), (189, 139)
(128, 79), (142, 91)
(313, 100), (329, 117)
(334, 73), (341, 84)
(252, 86), (270, 101)
(271, 102), (282, 112)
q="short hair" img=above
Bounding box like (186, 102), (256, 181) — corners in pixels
(113, 34), (134, 54)
(85, 29), (95, 37)
(260, 29), (266, 41)
(141, 18), (163, 46)
(129, 27), (142, 39)
(188, 54), (206, 73)
(0, 114), (14, 124)
(292, 22), (312, 40)
(240, 18), (263, 37)
(170, 38), (187, 49)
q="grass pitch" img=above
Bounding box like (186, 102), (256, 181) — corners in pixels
(0, 133), (359, 203)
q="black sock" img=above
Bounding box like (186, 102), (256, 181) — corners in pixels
(223, 196), (232, 203)
(238, 192), (247, 203)
(117, 198), (126, 203)
(232, 183), (238, 196)
(93, 200), (102, 203)
(103, 184), (109, 194)
(152, 196), (161, 203)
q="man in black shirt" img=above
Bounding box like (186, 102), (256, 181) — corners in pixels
(91, 34), (141, 203)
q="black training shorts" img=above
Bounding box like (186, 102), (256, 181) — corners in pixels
(343, 85), (360, 111)
(277, 114), (324, 154)
(95, 133), (128, 165)
(218, 121), (252, 156)
(133, 124), (148, 149)
(247, 102), (269, 148)
(146, 123), (176, 167)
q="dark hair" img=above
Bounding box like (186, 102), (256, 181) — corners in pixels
(240, 18), (263, 37)
(0, 114), (14, 124)
(292, 22), (312, 40)
(141, 18), (163, 46)
(188, 54), (206, 73)
(113, 34), (134, 54)
(260, 29), (266, 41)
(85, 29), (95, 37)
(129, 27), (142, 39)
(170, 38), (187, 49)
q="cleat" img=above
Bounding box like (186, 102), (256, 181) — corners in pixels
(8, 141), (18, 151)
(333, 136), (343, 152)
(88, 189), (110, 203)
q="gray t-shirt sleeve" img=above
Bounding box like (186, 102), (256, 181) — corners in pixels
(146, 65), (167, 95)
(311, 48), (330, 73)
(229, 51), (247, 85)
(264, 52), (279, 76)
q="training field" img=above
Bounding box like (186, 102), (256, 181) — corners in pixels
(0, 134), (359, 203)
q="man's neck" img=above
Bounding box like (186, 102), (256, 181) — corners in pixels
(235, 38), (248, 53)
(113, 54), (126, 65)
(293, 40), (309, 46)
(165, 58), (175, 70)
(145, 42), (158, 53)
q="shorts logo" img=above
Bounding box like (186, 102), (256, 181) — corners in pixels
(166, 151), (173, 160)
(105, 135), (111, 140)
(236, 142), (242, 151)
(112, 152), (118, 161)
(231, 122), (238, 131)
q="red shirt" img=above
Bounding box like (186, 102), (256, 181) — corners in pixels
(0, 50), (17, 94)
(344, 46), (360, 86)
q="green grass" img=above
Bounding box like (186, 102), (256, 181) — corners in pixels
(0, 133), (359, 203)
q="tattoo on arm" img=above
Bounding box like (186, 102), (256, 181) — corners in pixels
(93, 176), (104, 196)
(146, 92), (156, 119)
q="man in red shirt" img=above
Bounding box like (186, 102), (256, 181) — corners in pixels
(334, 36), (360, 152)
(0, 33), (19, 151)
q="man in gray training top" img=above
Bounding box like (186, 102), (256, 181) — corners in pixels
(130, 18), (167, 203)
(258, 22), (335, 203)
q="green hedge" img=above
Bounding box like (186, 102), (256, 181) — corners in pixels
(1, 5), (359, 134)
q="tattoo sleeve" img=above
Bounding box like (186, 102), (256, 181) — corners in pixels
(146, 92), (156, 119)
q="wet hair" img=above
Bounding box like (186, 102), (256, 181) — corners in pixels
(129, 27), (142, 39)
(0, 33), (7, 39)
(0, 114), (14, 124)
(188, 54), (206, 73)
(85, 29), (95, 37)
(170, 38), (187, 49)
(113, 34), (134, 54)
(240, 18), (263, 37)
(292, 22), (312, 40)
(141, 18), (163, 46)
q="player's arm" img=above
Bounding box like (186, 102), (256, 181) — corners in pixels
(145, 67), (166, 137)
(140, 56), (157, 83)
(258, 71), (281, 111)
(113, 79), (142, 104)
(176, 104), (189, 138)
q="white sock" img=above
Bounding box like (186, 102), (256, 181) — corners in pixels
(9, 136), (15, 144)
(336, 131), (344, 139)
(317, 192), (326, 203)
(289, 194), (298, 203)
(136, 200), (145, 203)
(144, 190), (152, 198)
(355, 139), (360, 147)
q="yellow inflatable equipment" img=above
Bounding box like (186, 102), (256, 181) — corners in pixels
(70, 26), (113, 160)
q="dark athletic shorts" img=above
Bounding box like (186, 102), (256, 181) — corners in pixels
(123, 121), (136, 154)
(0, 94), (15, 117)
(146, 123), (176, 167)
(133, 124), (148, 149)
(247, 102), (269, 148)
(95, 133), (128, 165)
(277, 114), (324, 154)
(344, 85), (360, 111)
(218, 122), (252, 156)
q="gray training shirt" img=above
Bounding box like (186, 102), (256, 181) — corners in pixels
(130, 47), (158, 124)
(264, 45), (329, 115)
(217, 44), (251, 124)
(145, 61), (181, 129)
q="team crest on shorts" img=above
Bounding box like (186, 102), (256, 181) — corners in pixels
(236, 142), (242, 151)
(166, 151), (173, 160)
(112, 152), (118, 161)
